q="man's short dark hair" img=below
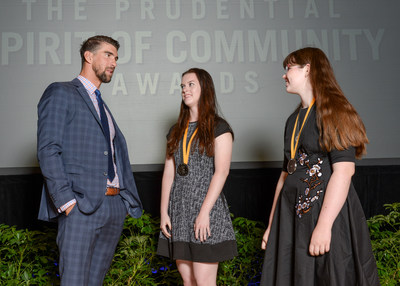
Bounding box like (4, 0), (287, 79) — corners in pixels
(80, 35), (120, 65)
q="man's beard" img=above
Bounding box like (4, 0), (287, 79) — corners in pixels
(93, 65), (112, 83)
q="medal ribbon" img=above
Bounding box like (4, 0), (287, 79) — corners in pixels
(182, 123), (198, 164)
(290, 98), (315, 160)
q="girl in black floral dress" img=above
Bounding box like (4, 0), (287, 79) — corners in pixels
(260, 47), (380, 285)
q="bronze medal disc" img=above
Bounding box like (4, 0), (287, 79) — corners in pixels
(177, 163), (189, 176)
(287, 159), (297, 175)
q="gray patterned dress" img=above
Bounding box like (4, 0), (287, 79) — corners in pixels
(157, 118), (238, 262)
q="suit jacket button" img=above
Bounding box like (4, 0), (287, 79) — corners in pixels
(104, 151), (108, 156)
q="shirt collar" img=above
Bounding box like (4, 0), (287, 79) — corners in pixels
(77, 75), (98, 96)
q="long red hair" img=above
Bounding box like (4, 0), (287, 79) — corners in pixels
(166, 68), (221, 158)
(283, 47), (368, 158)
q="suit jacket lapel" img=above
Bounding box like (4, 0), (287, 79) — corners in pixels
(104, 101), (121, 143)
(71, 78), (102, 127)
(104, 102), (117, 130)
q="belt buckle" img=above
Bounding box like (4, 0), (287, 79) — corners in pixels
(105, 187), (119, 196)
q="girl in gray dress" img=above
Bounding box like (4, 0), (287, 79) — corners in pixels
(157, 68), (237, 286)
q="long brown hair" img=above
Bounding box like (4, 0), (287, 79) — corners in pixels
(283, 47), (368, 158)
(166, 68), (220, 158)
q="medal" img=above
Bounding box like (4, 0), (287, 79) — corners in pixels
(178, 122), (198, 176)
(288, 98), (315, 175)
(177, 163), (189, 176)
(287, 158), (297, 174)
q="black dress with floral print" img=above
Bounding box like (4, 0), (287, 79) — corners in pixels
(260, 107), (380, 286)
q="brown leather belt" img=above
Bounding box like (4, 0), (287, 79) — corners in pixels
(105, 187), (120, 196)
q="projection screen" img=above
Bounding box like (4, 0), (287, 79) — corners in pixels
(0, 0), (399, 172)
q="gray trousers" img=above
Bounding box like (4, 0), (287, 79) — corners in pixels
(57, 195), (126, 286)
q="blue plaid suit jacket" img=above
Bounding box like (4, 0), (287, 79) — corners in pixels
(37, 78), (142, 221)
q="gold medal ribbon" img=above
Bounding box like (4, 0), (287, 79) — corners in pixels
(182, 122), (198, 165)
(290, 98), (315, 160)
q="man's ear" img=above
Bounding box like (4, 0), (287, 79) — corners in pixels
(84, 50), (93, 64)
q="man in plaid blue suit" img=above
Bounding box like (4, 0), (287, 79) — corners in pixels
(37, 35), (142, 285)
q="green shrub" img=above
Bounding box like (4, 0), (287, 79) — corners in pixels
(217, 216), (265, 285)
(367, 203), (400, 285)
(1, 204), (399, 285)
(105, 213), (266, 285)
(0, 224), (58, 285)
(104, 212), (180, 285)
